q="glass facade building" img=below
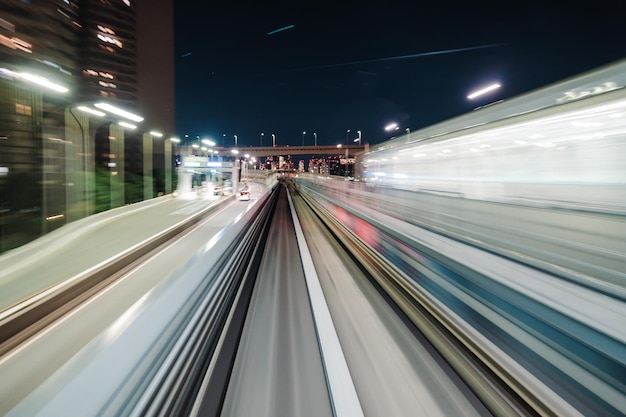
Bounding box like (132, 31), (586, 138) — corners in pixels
(0, 0), (174, 253)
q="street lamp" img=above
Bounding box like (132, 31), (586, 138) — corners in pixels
(467, 83), (501, 99)
(234, 134), (238, 146)
(314, 132), (317, 146)
(95, 102), (143, 122)
(302, 131), (306, 146)
(346, 129), (350, 144)
(354, 130), (362, 144)
(118, 121), (137, 130)
(272, 133), (276, 147)
(261, 132), (264, 146)
(384, 122), (398, 131)
(77, 106), (106, 117)
(222, 133), (226, 146)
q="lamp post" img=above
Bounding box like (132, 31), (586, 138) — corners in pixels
(384, 122), (398, 132)
(346, 129), (350, 144)
(261, 132), (264, 146)
(354, 130), (361, 145)
(222, 133), (226, 146)
(302, 131), (306, 146)
(272, 133), (276, 147)
(314, 132), (317, 146)
(234, 134), (238, 146)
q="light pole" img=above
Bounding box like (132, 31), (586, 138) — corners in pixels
(314, 132), (317, 146)
(302, 131), (306, 146)
(222, 133), (226, 146)
(354, 130), (361, 145)
(272, 133), (276, 147)
(346, 129), (350, 144)
(384, 122), (398, 132)
(261, 132), (264, 146)
(234, 134), (238, 146)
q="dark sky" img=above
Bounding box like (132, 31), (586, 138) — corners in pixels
(173, 1), (626, 147)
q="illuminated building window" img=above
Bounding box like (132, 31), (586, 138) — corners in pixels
(12, 37), (32, 53)
(15, 103), (32, 116)
(97, 25), (115, 35)
(0, 17), (15, 32)
(98, 81), (117, 88)
(97, 33), (123, 48)
(98, 44), (115, 53)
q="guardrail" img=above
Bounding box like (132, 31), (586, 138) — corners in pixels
(8, 185), (279, 416)
(0, 196), (236, 355)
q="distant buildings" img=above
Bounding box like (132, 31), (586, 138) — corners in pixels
(0, 0), (174, 253)
(308, 156), (353, 177)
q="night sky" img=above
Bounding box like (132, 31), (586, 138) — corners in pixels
(173, 1), (626, 147)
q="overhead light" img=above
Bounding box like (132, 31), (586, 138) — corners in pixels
(202, 139), (215, 146)
(95, 102), (144, 122)
(77, 106), (106, 117)
(18, 72), (68, 93)
(149, 131), (163, 137)
(384, 123), (398, 131)
(118, 121), (137, 129)
(170, 137), (181, 143)
(467, 83), (501, 99)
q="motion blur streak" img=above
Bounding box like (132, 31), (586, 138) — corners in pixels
(291, 43), (506, 71)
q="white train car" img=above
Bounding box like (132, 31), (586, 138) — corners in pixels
(358, 59), (626, 213)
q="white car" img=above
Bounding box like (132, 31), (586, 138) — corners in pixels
(237, 190), (250, 201)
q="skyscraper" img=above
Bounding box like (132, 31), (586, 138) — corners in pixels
(79, 0), (138, 107)
(0, 0), (175, 253)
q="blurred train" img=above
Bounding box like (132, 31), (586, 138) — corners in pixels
(357, 59), (626, 214)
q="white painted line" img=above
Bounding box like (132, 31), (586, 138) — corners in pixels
(287, 190), (365, 417)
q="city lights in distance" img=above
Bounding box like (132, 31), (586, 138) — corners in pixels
(95, 102), (144, 122)
(118, 121), (137, 129)
(77, 106), (106, 117)
(18, 72), (68, 93)
(467, 83), (501, 99)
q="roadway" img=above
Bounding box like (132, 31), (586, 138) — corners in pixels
(1, 176), (625, 416)
(0, 182), (268, 415)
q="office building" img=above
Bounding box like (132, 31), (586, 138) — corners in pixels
(0, 0), (175, 253)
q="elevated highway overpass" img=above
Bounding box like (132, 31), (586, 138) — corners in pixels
(212, 144), (367, 158)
